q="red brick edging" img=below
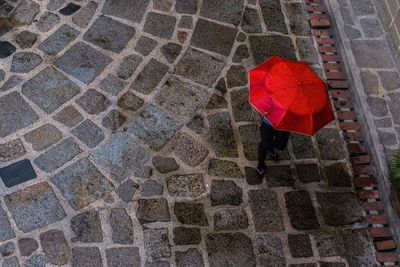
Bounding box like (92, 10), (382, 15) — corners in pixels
(305, 0), (399, 265)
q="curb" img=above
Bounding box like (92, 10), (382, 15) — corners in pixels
(305, 0), (400, 265)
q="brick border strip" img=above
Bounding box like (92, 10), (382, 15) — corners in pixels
(305, 0), (400, 265)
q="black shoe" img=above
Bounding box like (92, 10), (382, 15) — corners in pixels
(268, 149), (280, 162)
(255, 167), (265, 181)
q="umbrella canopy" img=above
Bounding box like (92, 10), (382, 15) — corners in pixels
(249, 56), (335, 136)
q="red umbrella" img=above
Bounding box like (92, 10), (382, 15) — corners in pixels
(249, 56), (335, 136)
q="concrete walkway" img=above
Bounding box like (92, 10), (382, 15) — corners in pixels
(0, 0), (377, 266)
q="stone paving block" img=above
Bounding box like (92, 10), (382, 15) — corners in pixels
(102, 0), (149, 23)
(174, 202), (208, 226)
(389, 92), (400, 124)
(0, 18), (13, 37)
(0, 91), (38, 137)
(0, 75), (23, 92)
(187, 114), (207, 135)
(4, 182), (66, 232)
(90, 132), (149, 181)
(0, 139), (26, 164)
(84, 16), (135, 53)
(296, 37), (319, 64)
(227, 65), (248, 88)
(297, 163), (320, 183)
(72, 1), (98, 28)
(242, 7), (262, 33)
(317, 192), (363, 226)
(152, 156), (179, 174)
(110, 208), (134, 244)
(38, 24), (79, 55)
(72, 247), (102, 267)
(249, 189), (284, 232)
(166, 173), (205, 198)
(47, 0), (64, 11)
(0, 206), (15, 242)
(36, 11), (60, 32)
(18, 238), (37, 256)
(340, 228), (376, 266)
(378, 129), (397, 146)
(24, 124), (62, 151)
(230, 88), (253, 122)
(161, 42), (182, 63)
(143, 228), (170, 258)
(106, 247), (141, 267)
(367, 96), (388, 117)
(125, 105), (183, 151)
(34, 137), (81, 172)
(200, 0), (244, 26)
(144, 12), (176, 39)
(0, 41), (16, 59)
(350, 0), (374, 15)
(3, 256), (19, 267)
(249, 35), (296, 65)
(176, 248), (204, 267)
(0, 159), (37, 187)
(53, 106), (83, 127)
(10, 52), (42, 73)
(134, 166), (153, 179)
(313, 232), (344, 257)
(360, 18), (383, 37)
(55, 42), (112, 84)
(118, 54), (142, 79)
(260, 0), (288, 33)
(379, 71), (400, 91)
(156, 77), (207, 116)
(205, 94), (227, 109)
(12, 0), (39, 24)
(175, 48), (225, 87)
(211, 180), (242, 206)
(257, 235), (286, 267)
(77, 89), (111, 115)
(135, 36), (157, 56)
(14, 30), (36, 48)
(174, 133), (208, 166)
(0, 69), (4, 81)
(97, 74), (127, 97)
(176, 0), (197, 14)
(285, 3), (311, 35)
(344, 24), (361, 39)
(24, 254), (46, 267)
(233, 44), (250, 63)
(239, 124), (259, 160)
(145, 262), (170, 267)
(214, 207), (248, 231)
(288, 234), (313, 258)
(40, 229), (69, 265)
(59, 3), (81, 15)
(351, 40), (394, 68)
(360, 70), (379, 95)
(215, 77), (227, 94)
(136, 198), (171, 224)
(72, 119), (104, 148)
(22, 66), (80, 114)
(130, 58), (169, 95)
(205, 233), (256, 267)
(324, 162), (352, 187)
(118, 91), (144, 111)
(319, 263), (345, 267)
(102, 109), (126, 131)
(208, 159), (242, 178)
(173, 227), (201, 245)
(208, 112), (238, 158)
(191, 18), (237, 56)
(178, 15), (193, 29)
(142, 180), (163, 197)
(51, 158), (114, 210)
(116, 179), (139, 203)
(291, 133), (315, 159)
(285, 190), (320, 230)
(315, 128), (346, 160)
(70, 211), (103, 243)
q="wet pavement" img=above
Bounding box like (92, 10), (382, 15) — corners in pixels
(0, 0), (377, 266)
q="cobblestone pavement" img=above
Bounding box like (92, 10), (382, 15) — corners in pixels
(0, 0), (377, 266)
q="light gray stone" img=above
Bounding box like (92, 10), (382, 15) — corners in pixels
(106, 247), (141, 267)
(351, 40), (394, 68)
(72, 247), (102, 267)
(24, 124), (62, 151)
(0, 139), (26, 164)
(72, 1), (98, 28)
(174, 133), (208, 167)
(11, 52), (42, 73)
(36, 12), (60, 32)
(110, 208), (134, 244)
(24, 254), (46, 267)
(116, 179), (139, 203)
(166, 174), (205, 198)
(72, 119), (104, 148)
(360, 18), (383, 37)
(12, 0), (39, 24)
(143, 228), (170, 258)
(377, 130), (397, 146)
(131, 58), (169, 95)
(38, 24), (80, 55)
(379, 71), (400, 91)
(214, 208), (248, 230)
(367, 96), (388, 117)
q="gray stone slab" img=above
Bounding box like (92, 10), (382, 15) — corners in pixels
(176, 248), (204, 267)
(0, 206), (15, 242)
(360, 18), (383, 37)
(0, 41), (15, 59)
(214, 208), (248, 231)
(187, 114), (207, 135)
(130, 58), (169, 94)
(36, 11), (60, 32)
(110, 208), (134, 244)
(141, 180), (163, 197)
(102, 109), (127, 131)
(0, 241), (14, 257)
(166, 174), (205, 198)
(0, 18), (13, 37)
(238, 124), (259, 160)
(296, 37), (319, 64)
(260, 0), (288, 33)
(143, 12), (176, 39)
(315, 128), (346, 160)
(125, 105), (183, 151)
(4, 182), (66, 232)
(102, 0), (149, 23)
(118, 91), (144, 111)
(389, 92), (400, 124)
(205, 233), (256, 267)
(173, 227), (201, 245)
(0, 75), (23, 92)
(288, 234), (313, 258)
(340, 228), (376, 266)
(241, 7), (262, 33)
(0, 139), (26, 164)
(76, 89), (111, 115)
(55, 42), (112, 84)
(379, 71), (400, 91)
(118, 54), (142, 79)
(233, 44), (250, 63)
(90, 132), (149, 181)
(51, 158), (114, 210)
(249, 35), (296, 65)
(12, 0), (39, 24)
(24, 124), (62, 151)
(71, 211), (103, 243)
(22, 66), (80, 114)
(226, 65), (248, 88)
(257, 235), (286, 267)
(72, 119), (104, 149)
(231, 88), (253, 122)
(175, 48), (224, 86)
(3, 256), (19, 267)
(208, 112), (238, 158)
(72, 247), (102, 267)
(351, 40), (394, 68)
(200, 0), (244, 26)
(143, 228), (170, 258)
(84, 16), (135, 53)
(24, 254), (46, 267)
(47, 0), (64, 11)
(313, 232), (344, 257)
(191, 19), (237, 56)
(34, 137), (82, 172)
(72, 1), (98, 28)
(360, 70), (379, 95)
(135, 36), (157, 56)
(18, 238), (38, 256)
(106, 247), (141, 267)
(152, 156), (179, 174)
(174, 202), (208, 226)
(136, 198), (171, 224)
(211, 180), (242, 206)
(10, 52), (42, 73)
(324, 162), (352, 187)
(205, 94), (227, 109)
(344, 25), (361, 39)
(40, 229), (69, 265)
(174, 133), (208, 166)
(350, 0), (374, 15)
(116, 179), (139, 202)
(208, 159), (242, 178)
(155, 77), (207, 116)
(53, 106), (83, 127)
(291, 133), (315, 159)
(176, 0), (197, 14)
(284, 3), (311, 35)
(285, 190), (319, 230)
(0, 91), (39, 137)
(38, 24), (79, 55)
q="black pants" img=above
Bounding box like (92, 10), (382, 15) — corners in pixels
(257, 122), (290, 170)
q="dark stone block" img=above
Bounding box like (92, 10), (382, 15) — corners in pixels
(102, 0), (149, 23)
(266, 165), (295, 187)
(208, 112), (238, 157)
(0, 41), (16, 59)
(130, 58), (169, 94)
(0, 159), (37, 187)
(297, 163), (320, 183)
(161, 42), (182, 63)
(313, 232), (344, 257)
(284, 3), (311, 35)
(176, 248), (204, 267)
(174, 202), (208, 226)
(173, 227), (201, 245)
(238, 124), (259, 160)
(175, 0), (197, 14)
(315, 128), (345, 160)
(249, 35), (295, 65)
(143, 12), (176, 39)
(285, 190), (320, 230)
(77, 89), (111, 115)
(10, 52), (42, 73)
(135, 36), (157, 56)
(324, 163), (352, 187)
(259, 0), (288, 33)
(288, 234), (313, 258)
(241, 7), (261, 33)
(340, 228), (376, 266)
(72, 247), (102, 267)
(118, 54), (142, 79)
(210, 180), (243, 206)
(233, 44), (250, 63)
(106, 247), (141, 267)
(70, 211), (103, 243)
(200, 0), (244, 26)
(59, 3), (80, 15)
(230, 88), (253, 122)
(245, 167), (262, 185)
